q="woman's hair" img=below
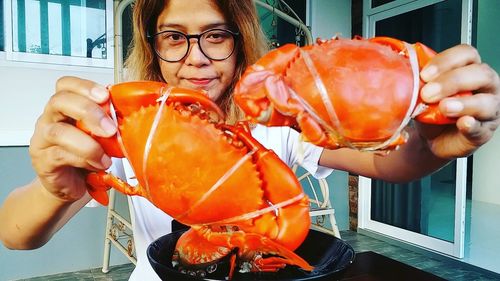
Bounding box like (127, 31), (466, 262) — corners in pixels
(125, 0), (269, 124)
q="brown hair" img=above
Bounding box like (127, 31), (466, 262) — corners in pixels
(124, 0), (268, 124)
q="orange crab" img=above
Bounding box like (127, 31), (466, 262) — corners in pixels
(76, 81), (313, 279)
(234, 36), (471, 151)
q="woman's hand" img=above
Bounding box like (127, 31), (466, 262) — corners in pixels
(29, 76), (117, 202)
(417, 44), (500, 159)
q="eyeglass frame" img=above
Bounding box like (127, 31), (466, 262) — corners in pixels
(148, 28), (240, 63)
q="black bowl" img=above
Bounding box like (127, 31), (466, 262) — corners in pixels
(147, 229), (355, 281)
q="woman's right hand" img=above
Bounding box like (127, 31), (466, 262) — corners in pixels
(29, 76), (117, 202)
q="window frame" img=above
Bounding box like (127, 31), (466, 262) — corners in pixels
(359, 0), (473, 259)
(0, 0), (4, 52)
(2, 0), (114, 68)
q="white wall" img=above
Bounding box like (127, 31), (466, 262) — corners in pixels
(308, 0), (351, 40)
(471, 0), (500, 205)
(0, 147), (132, 281)
(0, 55), (120, 280)
(0, 54), (114, 146)
(473, 132), (500, 205)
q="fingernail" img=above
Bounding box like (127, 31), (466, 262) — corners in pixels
(463, 117), (475, 129)
(100, 118), (116, 135)
(88, 155), (112, 169)
(88, 160), (103, 169)
(101, 154), (112, 168)
(421, 83), (441, 102)
(444, 100), (464, 115)
(90, 86), (108, 102)
(421, 65), (438, 81)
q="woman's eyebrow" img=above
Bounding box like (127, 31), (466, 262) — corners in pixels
(202, 22), (230, 30)
(157, 23), (184, 31)
(157, 22), (229, 32)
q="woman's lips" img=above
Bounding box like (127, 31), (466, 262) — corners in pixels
(186, 78), (215, 86)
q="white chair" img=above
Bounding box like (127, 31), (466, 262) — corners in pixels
(101, 160), (137, 273)
(101, 0), (138, 272)
(293, 165), (341, 238)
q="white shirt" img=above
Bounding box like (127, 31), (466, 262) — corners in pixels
(113, 125), (332, 281)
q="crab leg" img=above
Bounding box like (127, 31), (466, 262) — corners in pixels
(234, 44), (302, 126)
(176, 226), (313, 277)
(85, 171), (147, 205)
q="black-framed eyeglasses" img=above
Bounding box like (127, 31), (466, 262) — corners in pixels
(149, 28), (239, 62)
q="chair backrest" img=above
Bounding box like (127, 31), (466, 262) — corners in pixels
(292, 165), (330, 209)
(292, 164), (341, 238)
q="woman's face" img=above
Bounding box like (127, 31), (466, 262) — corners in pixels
(155, 0), (238, 102)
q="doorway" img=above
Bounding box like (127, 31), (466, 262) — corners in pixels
(358, 0), (472, 258)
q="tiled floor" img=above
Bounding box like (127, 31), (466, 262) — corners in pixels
(18, 230), (500, 281)
(15, 264), (134, 281)
(343, 231), (500, 281)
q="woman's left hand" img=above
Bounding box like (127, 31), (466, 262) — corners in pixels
(416, 44), (500, 159)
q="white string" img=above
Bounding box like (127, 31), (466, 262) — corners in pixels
(108, 101), (129, 160)
(283, 50), (354, 149)
(290, 42), (421, 151)
(142, 86), (171, 196)
(362, 42), (420, 151)
(174, 137), (307, 226)
(300, 49), (342, 133)
(176, 148), (257, 220)
(287, 87), (353, 149)
(198, 192), (306, 226)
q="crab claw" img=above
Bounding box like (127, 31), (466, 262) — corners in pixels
(234, 44), (302, 127)
(76, 81), (227, 205)
(76, 81), (226, 158)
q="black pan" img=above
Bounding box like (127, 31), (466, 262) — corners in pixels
(147, 229), (355, 281)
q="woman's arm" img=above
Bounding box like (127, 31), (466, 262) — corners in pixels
(0, 77), (115, 249)
(319, 127), (449, 183)
(0, 178), (91, 249)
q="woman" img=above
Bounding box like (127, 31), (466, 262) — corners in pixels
(1, 0), (499, 280)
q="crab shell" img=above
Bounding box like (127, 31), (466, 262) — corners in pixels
(82, 82), (288, 225)
(289, 39), (414, 145)
(234, 37), (471, 150)
(77, 81), (313, 275)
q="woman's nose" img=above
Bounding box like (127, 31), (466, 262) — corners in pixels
(184, 39), (210, 65)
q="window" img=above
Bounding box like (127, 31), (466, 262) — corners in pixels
(4, 0), (113, 67)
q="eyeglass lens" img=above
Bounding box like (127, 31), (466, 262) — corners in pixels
(154, 29), (236, 62)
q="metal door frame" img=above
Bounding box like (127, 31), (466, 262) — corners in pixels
(358, 0), (472, 258)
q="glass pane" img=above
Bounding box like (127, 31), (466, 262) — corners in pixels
(121, 3), (133, 61)
(375, 0), (462, 52)
(370, 0), (464, 243)
(0, 0), (4, 51)
(372, 0), (396, 8)
(257, 0), (307, 48)
(12, 0), (107, 59)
